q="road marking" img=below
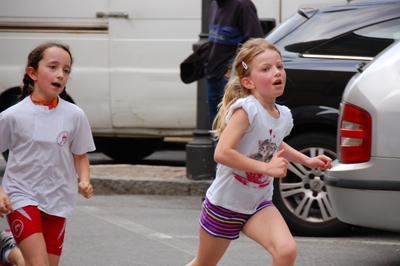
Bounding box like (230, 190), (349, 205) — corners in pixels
(76, 206), (400, 253)
(76, 206), (197, 255)
(295, 237), (400, 246)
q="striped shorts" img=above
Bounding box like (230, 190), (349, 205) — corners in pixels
(199, 198), (274, 240)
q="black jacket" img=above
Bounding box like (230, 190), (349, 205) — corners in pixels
(180, 42), (209, 84)
(206, 0), (264, 80)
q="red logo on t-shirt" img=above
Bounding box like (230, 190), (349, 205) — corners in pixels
(57, 131), (69, 147)
(233, 172), (272, 188)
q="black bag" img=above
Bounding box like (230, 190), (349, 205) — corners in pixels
(180, 42), (209, 84)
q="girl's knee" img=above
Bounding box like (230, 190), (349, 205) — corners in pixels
(274, 240), (297, 263)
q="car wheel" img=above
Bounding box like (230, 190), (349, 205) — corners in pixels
(95, 137), (163, 163)
(0, 86), (22, 162)
(273, 132), (351, 236)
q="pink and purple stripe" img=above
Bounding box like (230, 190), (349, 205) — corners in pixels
(199, 198), (273, 240)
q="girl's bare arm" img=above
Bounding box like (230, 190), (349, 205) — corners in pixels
(73, 153), (93, 198)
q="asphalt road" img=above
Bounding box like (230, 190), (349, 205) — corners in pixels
(0, 195), (399, 266)
(1, 146), (400, 265)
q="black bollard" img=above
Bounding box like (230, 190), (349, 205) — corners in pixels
(186, 0), (215, 180)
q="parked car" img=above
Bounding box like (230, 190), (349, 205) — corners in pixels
(325, 39), (400, 233)
(265, 0), (400, 236)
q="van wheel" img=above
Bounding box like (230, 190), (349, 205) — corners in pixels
(2, 151), (9, 162)
(95, 137), (163, 163)
(273, 132), (351, 237)
(0, 86), (22, 162)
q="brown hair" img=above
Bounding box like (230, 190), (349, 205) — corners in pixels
(20, 42), (73, 100)
(211, 38), (281, 140)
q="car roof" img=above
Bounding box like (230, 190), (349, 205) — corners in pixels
(301, 0), (400, 21)
(300, 0), (400, 11)
(270, 0), (400, 52)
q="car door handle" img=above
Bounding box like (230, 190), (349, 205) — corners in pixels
(96, 12), (129, 18)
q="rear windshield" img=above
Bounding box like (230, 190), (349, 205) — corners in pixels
(307, 18), (400, 57)
(266, 12), (308, 44)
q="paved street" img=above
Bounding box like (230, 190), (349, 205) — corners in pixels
(0, 195), (398, 266)
(1, 154), (400, 265)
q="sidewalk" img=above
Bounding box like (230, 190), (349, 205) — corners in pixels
(90, 164), (212, 196)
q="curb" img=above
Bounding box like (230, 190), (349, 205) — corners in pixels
(90, 164), (212, 196)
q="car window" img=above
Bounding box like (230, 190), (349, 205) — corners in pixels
(266, 13), (308, 44)
(306, 18), (400, 58)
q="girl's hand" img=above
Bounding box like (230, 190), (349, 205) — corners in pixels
(308, 155), (333, 170)
(78, 181), (93, 199)
(0, 187), (13, 218)
(267, 149), (289, 178)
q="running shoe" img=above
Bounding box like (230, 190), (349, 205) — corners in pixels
(0, 229), (17, 266)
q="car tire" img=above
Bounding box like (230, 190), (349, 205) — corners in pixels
(95, 137), (163, 163)
(273, 132), (351, 237)
(2, 151), (8, 162)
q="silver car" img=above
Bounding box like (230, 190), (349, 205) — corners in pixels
(325, 40), (400, 233)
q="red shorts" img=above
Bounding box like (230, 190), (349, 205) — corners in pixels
(7, 206), (66, 256)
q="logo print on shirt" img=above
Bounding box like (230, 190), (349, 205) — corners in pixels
(11, 219), (24, 238)
(234, 130), (277, 189)
(57, 131), (69, 147)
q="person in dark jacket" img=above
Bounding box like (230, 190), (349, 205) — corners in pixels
(206, 0), (264, 128)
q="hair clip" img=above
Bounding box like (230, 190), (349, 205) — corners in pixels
(242, 61), (248, 70)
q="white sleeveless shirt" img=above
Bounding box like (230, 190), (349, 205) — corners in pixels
(206, 95), (293, 214)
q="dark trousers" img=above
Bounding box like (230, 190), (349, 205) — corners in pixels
(206, 77), (229, 129)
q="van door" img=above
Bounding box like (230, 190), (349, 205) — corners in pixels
(107, 0), (198, 136)
(0, 0), (111, 132)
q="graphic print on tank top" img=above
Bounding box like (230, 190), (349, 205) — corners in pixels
(233, 129), (277, 188)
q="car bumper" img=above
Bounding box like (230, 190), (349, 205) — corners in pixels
(325, 157), (400, 233)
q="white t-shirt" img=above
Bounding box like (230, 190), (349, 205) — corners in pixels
(206, 95), (293, 214)
(0, 97), (96, 218)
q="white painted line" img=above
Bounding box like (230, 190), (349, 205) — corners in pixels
(76, 206), (197, 255)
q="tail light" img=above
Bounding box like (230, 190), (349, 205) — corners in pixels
(339, 103), (372, 163)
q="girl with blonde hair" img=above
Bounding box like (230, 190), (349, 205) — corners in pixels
(187, 38), (332, 266)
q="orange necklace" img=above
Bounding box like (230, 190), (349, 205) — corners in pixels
(30, 95), (58, 109)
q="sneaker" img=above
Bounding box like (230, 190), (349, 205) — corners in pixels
(0, 230), (17, 266)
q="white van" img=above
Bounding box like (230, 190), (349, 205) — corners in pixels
(0, 0), (335, 161)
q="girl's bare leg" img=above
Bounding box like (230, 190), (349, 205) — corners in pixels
(242, 206), (297, 266)
(18, 233), (49, 266)
(8, 247), (25, 266)
(48, 253), (60, 266)
(186, 226), (231, 266)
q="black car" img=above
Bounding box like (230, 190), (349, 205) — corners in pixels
(266, 0), (400, 236)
